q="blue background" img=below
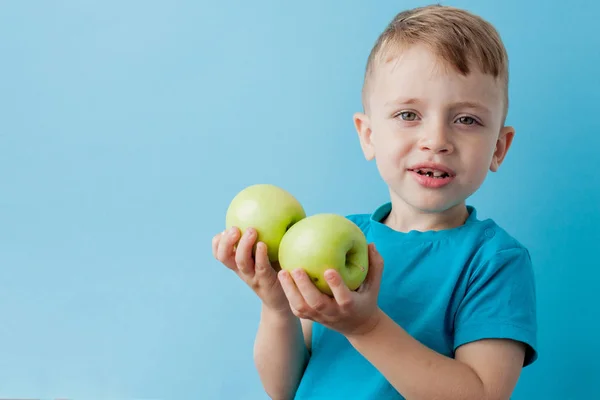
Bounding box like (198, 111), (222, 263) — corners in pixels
(1, 0), (598, 399)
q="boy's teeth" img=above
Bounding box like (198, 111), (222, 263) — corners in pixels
(416, 168), (449, 178)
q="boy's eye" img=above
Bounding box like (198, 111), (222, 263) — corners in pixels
(457, 116), (477, 125)
(398, 111), (418, 121)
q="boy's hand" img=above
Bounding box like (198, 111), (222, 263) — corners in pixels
(277, 243), (384, 337)
(212, 227), (290, 315)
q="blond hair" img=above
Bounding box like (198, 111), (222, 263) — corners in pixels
(362, 5), (509, 121)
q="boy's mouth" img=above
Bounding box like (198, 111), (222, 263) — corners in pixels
(412, 168), (451, 179)
(408, 163), (456, 179)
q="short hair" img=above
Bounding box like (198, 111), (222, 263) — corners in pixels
(361, 4), (509, 122)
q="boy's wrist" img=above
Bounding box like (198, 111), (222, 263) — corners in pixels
(345, 308), (386, 341)
(261, 303), (296, 325)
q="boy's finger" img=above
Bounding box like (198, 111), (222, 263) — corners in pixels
(291, 269), (332, 314)
(211, 232), (222, 259)
(360, 243), (384, 292)
(278, 270), (311, 318)
(235, 228), (256, 276)
(370, 244), (385, 285)
(254, 242), (274, 278)
(325, 269), (354, 310)
(212, 231), (228, 258)
(217, 227), (240, 270)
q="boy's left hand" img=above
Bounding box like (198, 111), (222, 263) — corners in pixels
(277, 243), (384, 337)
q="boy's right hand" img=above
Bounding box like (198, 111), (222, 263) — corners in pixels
(212, 227), (290, 315)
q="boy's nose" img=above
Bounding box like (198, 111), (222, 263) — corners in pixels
(420, 142), (453, 154)
(419, 128), (454, 154)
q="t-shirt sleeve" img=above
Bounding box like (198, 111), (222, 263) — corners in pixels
(454, 247), (538, 366)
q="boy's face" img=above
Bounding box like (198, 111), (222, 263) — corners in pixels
(354, 44), (514, 215)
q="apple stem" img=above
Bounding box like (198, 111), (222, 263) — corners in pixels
(348, 262), (365, 272)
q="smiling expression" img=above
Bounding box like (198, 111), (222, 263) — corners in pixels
(354, 44), (515, 217)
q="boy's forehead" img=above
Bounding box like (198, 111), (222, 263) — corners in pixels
(369, 45), (504, 111)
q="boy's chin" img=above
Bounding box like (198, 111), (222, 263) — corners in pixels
(405, 196), (467, 215)
(387, 183), (469, 214)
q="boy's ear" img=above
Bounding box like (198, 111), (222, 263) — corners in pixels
(490, 125), (515, 172)
(353, 112), (375, 161)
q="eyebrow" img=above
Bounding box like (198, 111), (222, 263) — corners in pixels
(451, 101), (492, 115)
(384, 97), (421, 107)
(384, 98), (492, 115)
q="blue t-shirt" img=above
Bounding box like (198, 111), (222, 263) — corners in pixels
(294, 203), (538, 399)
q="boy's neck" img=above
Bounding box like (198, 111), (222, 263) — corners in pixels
(382, 195), (470, 233)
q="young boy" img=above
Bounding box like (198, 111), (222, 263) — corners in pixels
(212, 4), (537, 400)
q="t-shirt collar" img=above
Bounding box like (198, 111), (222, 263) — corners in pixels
(369, 202), (479, 241)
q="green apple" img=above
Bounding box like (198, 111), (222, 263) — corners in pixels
(278, 213), (369, 296)
(225, 184), (306, 262)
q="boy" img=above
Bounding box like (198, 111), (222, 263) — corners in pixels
(212, 4), (537, 400)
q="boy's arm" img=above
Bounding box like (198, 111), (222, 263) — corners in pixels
(253, 304), (311, 400)
(346, 246), (536, 400)
(347, 310), (526, 400)
(213, 227), (312, 400)
(278, 244), (536, 400)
